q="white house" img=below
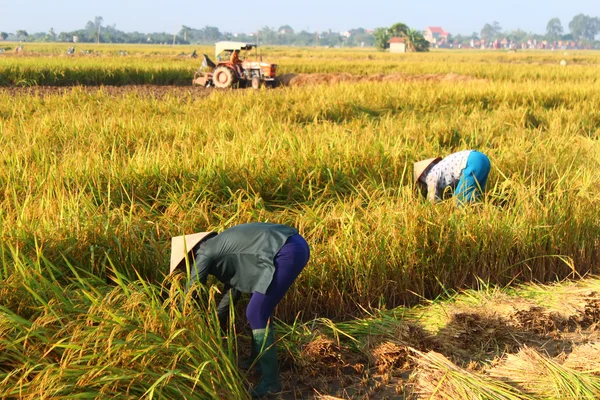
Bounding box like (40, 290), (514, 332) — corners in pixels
(388, 37), (406, 53)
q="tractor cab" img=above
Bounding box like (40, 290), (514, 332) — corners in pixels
(192, 41), (278, 89)
(214, 41), (255, 62)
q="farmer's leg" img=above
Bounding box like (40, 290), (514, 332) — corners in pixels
(455, 151), (491, 203)
(246, 234), (310, 329)
(246, 234), (310, 397)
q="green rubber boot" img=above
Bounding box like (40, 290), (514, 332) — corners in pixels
(239, 335), (260, 372)
(250, 327), (282, 398)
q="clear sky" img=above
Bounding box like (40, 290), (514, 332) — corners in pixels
(1, 0), (598, 36)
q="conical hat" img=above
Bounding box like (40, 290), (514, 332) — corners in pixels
(413, 157), (442, 183)
(169, 232), (216, 274)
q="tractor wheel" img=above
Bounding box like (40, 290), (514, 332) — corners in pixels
(213, 66), (236, 89)
(251, 76), (262, 90)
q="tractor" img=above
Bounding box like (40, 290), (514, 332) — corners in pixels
(192, 41), (277, 89)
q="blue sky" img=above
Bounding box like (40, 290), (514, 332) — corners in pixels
(1, 0), (598, 36)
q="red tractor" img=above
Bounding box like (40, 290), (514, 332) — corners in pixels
(192, 41), (277, 89)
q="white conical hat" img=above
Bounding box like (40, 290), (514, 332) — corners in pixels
(169, 232), (216, 274)
(413, 157), (442, 183)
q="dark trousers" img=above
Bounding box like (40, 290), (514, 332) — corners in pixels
(246, 234), (310, 330)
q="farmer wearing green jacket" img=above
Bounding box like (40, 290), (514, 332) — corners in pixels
(169, 222), (310, 397)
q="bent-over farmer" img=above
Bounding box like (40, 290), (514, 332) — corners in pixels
(414, 150), (491, 204)
(170, 222), (310, 397)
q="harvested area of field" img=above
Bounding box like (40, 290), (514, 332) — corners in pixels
(268, 278), (600, 399)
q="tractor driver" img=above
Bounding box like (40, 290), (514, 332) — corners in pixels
(230, 49), (240, 64)
(230, 49), (244, 77)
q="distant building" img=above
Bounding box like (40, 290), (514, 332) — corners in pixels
(340, 31), (351, 38)
(388, 37), (406, 53)
(424, 26), (449, 45)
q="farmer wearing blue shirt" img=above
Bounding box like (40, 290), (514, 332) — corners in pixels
(170, 222), (310, 397)
(414, 150), (491, 203)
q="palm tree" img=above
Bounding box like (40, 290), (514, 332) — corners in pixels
(389, 23), (409, 38)
(404, 28), (430, 52)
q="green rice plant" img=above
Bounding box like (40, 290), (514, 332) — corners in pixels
(0, 248), (249, 399)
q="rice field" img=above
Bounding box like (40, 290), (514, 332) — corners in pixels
(1, 43), (600, 399)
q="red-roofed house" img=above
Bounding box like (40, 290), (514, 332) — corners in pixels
(424, 26), (449, 45)
(388, 37), (406, 53)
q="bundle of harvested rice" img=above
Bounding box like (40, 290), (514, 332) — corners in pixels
(488, 346), (600, 399)
(563, 343), (600, 374)
(410, 349), (530, 400)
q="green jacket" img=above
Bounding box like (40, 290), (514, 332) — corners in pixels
(189, 222), (298, 295)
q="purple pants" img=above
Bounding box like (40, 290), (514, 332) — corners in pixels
(246, 234), (310, 330)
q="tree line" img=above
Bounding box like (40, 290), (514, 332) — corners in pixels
(453, 15), (600, 48)
(1, 14), (599, 49)
(1, 18), (374, 48)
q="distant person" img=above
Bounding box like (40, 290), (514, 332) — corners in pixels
(170, 222), (310, 397)
(230, 49), (240, 64)
(230, 49), (243, 76)
(414, 150), (491, 204)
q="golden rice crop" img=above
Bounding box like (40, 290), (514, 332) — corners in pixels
(2, 43), (599, 85)
(1, 67), (599, 317)
(1, 45), (600, 398)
